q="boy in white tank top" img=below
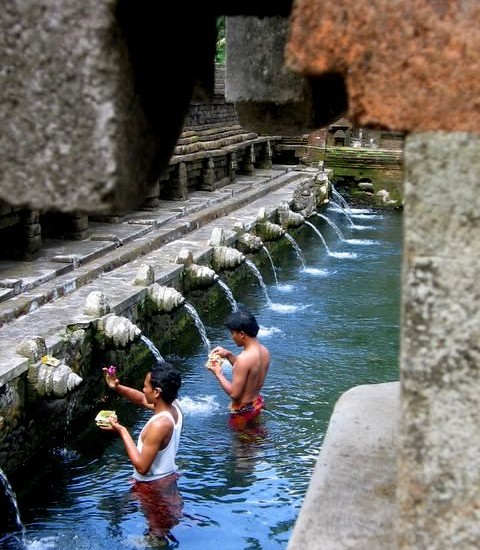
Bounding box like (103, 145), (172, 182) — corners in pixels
(101, 362), (183, 541)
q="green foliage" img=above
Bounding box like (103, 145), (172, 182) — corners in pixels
(216, 17), (226, 64)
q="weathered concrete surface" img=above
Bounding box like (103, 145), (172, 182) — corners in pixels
(286, 1), (480, 132)
(398, 133), (480, 550)
(0, 0), (154, 213)
(288, 382), (399, 550)
(226, 16), (347, 134)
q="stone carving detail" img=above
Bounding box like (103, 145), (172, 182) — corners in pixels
(28, 360), (83, 398)
(148, 284), (185, 313)
(209, 227), (226, 247)
(186, 264), (218, 286)
(133, 263), (155, 286)
(255, 207), (285, 241)
(17, 336), (48, 361)
(212, 247), (245, 271)
(315, 172), (330, 208)
(84, 291), (111, 317)
(277, 202), (305, 229)
(233, 222), (264, 252)
(95, 314), (142, 348)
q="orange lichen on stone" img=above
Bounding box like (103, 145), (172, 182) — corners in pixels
(286, 0), (480, 132)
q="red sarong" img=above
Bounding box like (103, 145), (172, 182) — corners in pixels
(130, 473), (183, 539)
(229, 394), (264, 429)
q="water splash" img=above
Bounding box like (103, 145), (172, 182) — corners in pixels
(329, 251), (358, 259)
(244, 259), (272, 306)
(349, 208), (372, 214)
(303, 267), (331, 276)
(0, 468), (25, 544)
(140, 334), (164, 363)
(284, 233), (306, 269)
(351, 213), (383, 220)
(277, 283), (294, 293)
(270, 303), (309, 313)
(216, 279), (238, 311)
(314, 213), (344, 240)
(184, 302), (211, 351)
(258, 325), (284, 338)
(177, 395), (221, 415)
(305, 221), (358, 259)
(344, 239), (380, 246)
(261, 246), (279, 286)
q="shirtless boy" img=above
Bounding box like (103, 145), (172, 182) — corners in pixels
(207, 309), (270, 428)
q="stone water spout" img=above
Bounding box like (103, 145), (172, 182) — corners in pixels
(208, 227), (246, 271)
(277, 202), (305, 230)
(212, 246), (245, 272)
(148, 284), (185, 313)
(17, 336), (83, 398)
(314, 170), (330, 207)
(28, 357), (83, 398)
(233, 223), (264, 254)
(255, 207), (285, 241)
(95, 313), (142, 348)
(175, 248), (219, 291)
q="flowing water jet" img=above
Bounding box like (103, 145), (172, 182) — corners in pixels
(244, 259), (273, 306)
(216, 279), (238, 311)
(284, 233), (306, 269)
(329, 200), (355, 227)
(261, 245), (279, 286)
(183, 302), (211, 351)
(304, 220), (331, 254)
(146, 284), (210, 351)
(0, 468), (25, 545)
(305, 221), (358, 260)
(314, 212), (344, 240)
(140, 334), (165, 363)
(331, 184), (353, 215)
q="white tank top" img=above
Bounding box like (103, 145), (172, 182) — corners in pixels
(132, 401), (183, 482)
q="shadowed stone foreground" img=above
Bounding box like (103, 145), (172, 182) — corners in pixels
(288, 382), (399, 550)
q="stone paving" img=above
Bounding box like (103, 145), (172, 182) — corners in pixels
(0, 165), (312, 386)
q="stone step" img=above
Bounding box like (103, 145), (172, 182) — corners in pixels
(0, 167), (305, 329)
(0, 166), (309, 386)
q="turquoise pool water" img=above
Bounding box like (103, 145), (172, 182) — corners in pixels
(4, 205), (403, 550)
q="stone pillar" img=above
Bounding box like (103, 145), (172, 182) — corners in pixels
(397, 133), (480, 550)
(238, 145), (255, 174)
(66, 214), (89, 240)
(256, 140), (273, 169)
(201, 157), (216, 191)
(141, 180), (160, 209)
(176, 162), (188, 201)
(228, 152), (238, 182)
(21, 210), (42, 260)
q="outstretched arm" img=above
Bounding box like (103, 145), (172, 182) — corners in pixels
(103, 368), (154, 410)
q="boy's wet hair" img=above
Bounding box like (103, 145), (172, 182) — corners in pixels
(150, 362), (181, 404)
(225, 309), (259, 337)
